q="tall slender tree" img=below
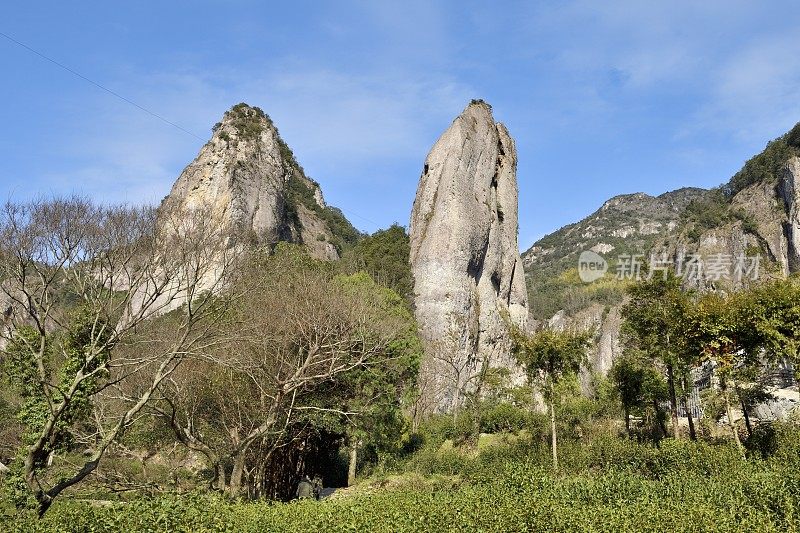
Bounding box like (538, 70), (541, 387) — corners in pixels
(507, 325), (590, 470)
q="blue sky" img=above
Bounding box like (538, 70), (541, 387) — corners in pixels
(2, 1), (800, 250)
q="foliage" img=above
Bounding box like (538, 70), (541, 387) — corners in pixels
(285, 173), (362, 253)
(509, 327), (591, 390)
(2, 309), (113, 508)
(8, 431), (800, 532)
(225, 103), (266, 141)
(609, 350), (669, 440)
(787, 122), (800, 149)
(726, 133), (798, 197)
(682, 188), (738, 239)
(507, 324), (592, 469)
(340, 224), (413, 301)
(157, 245), (421, 498)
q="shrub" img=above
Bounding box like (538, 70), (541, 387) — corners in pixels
(479, 402), (529, 434)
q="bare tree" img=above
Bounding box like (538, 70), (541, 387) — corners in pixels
(157, 246), (414, 498)
(0, 196), (236, 515)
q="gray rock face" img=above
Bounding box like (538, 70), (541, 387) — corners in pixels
(548, 304), (622, 393)
(409, 101), (528, 413)
(781, 156), (800, 271)
(162, 103), (344, 261)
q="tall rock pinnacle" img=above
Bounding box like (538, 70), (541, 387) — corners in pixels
(162, 103), (358, 260)
(409, 100), (529, 414)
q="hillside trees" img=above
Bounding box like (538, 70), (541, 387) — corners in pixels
(683, 280), (800, 452)
(0, 197), (235, 515)
(683, 293), (753, 454)
(157, 245), (420, 498)
(340, 224), (413, 301)
(609, 350), (669, 440)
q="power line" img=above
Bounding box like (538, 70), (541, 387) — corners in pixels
(0, 30), (205, 141)
(0, 30), (394, 231)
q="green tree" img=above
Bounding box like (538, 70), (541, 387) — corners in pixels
(329, 272), (421, 485)
(683, 280), (800, 452)
(684, 292), (753, 455)
(340, 224), (413, 301)
(159, 246), (420, 497)
(0, 198), (234, 516)
(508, 326), (591, 470)
(622, 273), (693, 439)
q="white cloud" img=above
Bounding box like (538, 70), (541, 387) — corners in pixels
(40, 58), (473, 209)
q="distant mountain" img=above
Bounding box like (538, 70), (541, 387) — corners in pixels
(523, 187), (707, 320)
(522, 122), (800, 381)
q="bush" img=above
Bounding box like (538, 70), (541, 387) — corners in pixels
(479, 402), (529, 434)
(727, 137), (796, 196)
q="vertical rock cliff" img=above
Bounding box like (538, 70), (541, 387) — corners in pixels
(781, 156), (800, 271)
(409, 100), (529, 414)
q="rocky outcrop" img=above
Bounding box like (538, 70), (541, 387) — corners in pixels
(780, 156), (800, 271)
(162, 103), (357, 260)
(409, 101), (528, 413)
(549, 304), (622, 392)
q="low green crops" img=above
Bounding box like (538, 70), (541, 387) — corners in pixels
(6, 437), (800, 532)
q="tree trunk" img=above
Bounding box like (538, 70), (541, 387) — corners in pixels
(653, 399), (666, 445)
(682, 375), (697, 441)
(667, 364), (681, 439)
(214, 463), (227, 492)
(228, 452), (247, 497)
(741, 400), (753, 437)
(685, 395), (697, 441)
(722, 378), (745, 457)
(736, 384), (753, 437)
(624, 405), (631, 439)
(550, 381), (558, 471)
(347, 440), (358, 487)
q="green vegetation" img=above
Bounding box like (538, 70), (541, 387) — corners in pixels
(0, 198), (416, 518)
(285, 172), (362, 252)
(225, 103), (266, 141)
(8, 419), (800, 532)
(787, 122), (800, 149)
(621, 274), (693, 440)
(727, 126), (800, 197)
(681, 188), (765, 240)
(531, 269), (629, 321)
(3, 267), (800, 530)
(507, 325), (592, 469)
(340, 224), (413, 301)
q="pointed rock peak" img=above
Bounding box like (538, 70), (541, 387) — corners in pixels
(466, 98), (493, 112)
(162, 102), (358, 261)
(409, 100), (528, 414)
(454, 98), (496, 126)
(208, 102), (279, 144)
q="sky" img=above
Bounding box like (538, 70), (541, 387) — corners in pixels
(2, 1), (800, 250)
